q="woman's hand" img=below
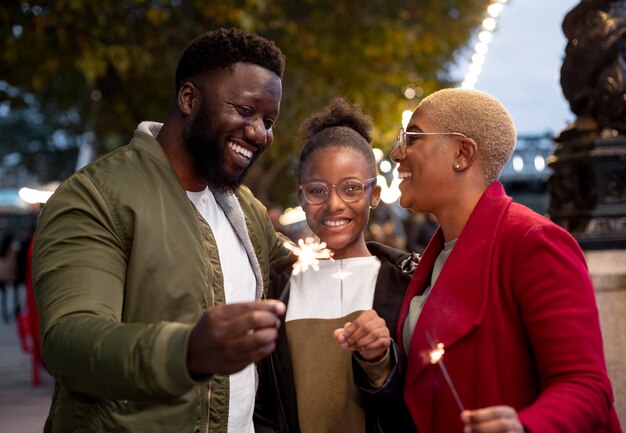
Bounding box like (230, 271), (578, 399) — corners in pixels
(333, 309), (390, 361)
(461, 406), (525, 433)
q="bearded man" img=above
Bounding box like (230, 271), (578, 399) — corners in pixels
(33, 27), (289, 433)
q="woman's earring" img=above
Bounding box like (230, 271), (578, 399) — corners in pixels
(455, 163), (461, 170)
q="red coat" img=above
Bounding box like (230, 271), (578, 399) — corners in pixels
(398, 182), (621, 433)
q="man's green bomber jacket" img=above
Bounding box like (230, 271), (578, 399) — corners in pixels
(33, 125), (289, 432)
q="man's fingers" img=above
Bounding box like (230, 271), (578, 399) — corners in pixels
(240, 326), (280, 347)
(224, 311), (280, 340)
(209, 300), (286, 318)
(207, 304), (284, 337)
(212, 327), (279, 365)
(187, 302), (285, 377)
(230, 328), (279, 356)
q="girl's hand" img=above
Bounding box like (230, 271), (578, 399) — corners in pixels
(333, 310), (390, 361)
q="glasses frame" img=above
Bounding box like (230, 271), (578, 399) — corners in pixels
(395, 126), (468, 156)
(298, 177), (378, 205)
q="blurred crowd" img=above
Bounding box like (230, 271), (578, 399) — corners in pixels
(0, 230), (32, 323)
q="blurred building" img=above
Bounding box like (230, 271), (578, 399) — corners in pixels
(500, 133), (555, 215)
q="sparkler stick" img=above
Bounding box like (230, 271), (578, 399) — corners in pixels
(426, 330), (465, 412)
(278, 237), (333, 302)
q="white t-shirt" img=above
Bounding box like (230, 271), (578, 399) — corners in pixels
(286, 256), (381, 321)
(402, 238), (457, 351)
(187, 188), (256, 433)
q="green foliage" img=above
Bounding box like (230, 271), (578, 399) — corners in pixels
(0, 0), (488, 204)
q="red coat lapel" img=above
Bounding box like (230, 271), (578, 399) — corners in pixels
(400, 183), (512, 431)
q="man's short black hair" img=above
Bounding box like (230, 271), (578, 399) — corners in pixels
(175, 27), (285, 92)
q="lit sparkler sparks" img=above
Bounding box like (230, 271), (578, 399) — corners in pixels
(283, 237), (333, 275)
(428, 342), (445, 365)
(426, 332), (465, 412)
(278, 238), (333, 301)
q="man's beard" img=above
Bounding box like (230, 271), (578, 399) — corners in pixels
(184, 104), (253, 192)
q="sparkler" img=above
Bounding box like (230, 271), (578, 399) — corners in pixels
(278, 237), (333, 301)
(426, 331), (465, 412)
(331, 261), (351, 317)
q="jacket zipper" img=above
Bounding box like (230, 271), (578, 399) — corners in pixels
(205, 383), (211, 433)
(206, 258), (214, 433)
(196, 210), (214, 433)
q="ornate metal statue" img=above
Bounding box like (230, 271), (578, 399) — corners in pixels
(548, 0), (626, 249)
(560, 0), (626, 138)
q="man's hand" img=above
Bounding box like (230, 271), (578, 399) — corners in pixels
(186, 300), (286, 376)
(461, 406), (524, 433)
(332, 310), (390, 361)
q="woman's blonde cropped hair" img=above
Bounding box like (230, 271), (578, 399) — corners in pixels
(417, 88), (517, 183)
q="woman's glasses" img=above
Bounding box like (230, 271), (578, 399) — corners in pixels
(299, 177), (377, 205)
(395, 126), (467, 156)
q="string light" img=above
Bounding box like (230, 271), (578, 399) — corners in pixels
(460, 0), (508, 89)
(389, 2), (508, 202)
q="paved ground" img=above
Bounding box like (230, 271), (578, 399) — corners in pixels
(0, 286), (52, 433)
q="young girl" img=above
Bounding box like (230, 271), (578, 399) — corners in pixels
(255, 97), (418, 433)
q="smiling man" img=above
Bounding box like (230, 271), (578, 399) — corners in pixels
(33, 28), (289, 433)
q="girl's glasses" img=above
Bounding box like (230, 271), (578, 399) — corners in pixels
(299, 178), (377, 205)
